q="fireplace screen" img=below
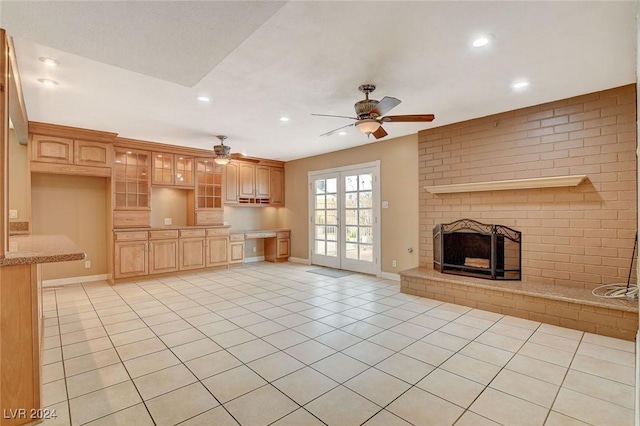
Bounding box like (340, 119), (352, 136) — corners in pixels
(433, 219), (521, 280)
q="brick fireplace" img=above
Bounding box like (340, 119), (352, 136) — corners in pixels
(418, 84), (637, 291)
(400, 84), (638, 339)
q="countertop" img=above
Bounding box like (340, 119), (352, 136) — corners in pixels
(1, 234), (86, 267)
(114, 225), (230, 232)
(231, 228), (290, 235)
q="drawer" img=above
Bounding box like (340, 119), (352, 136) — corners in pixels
(230, 233), (245, 241)
(277, 231), (290, 239)
(114, 210), (150, 228)
(206, 228), (229, 237)
(245, 231), (276, 239)
(195, 210), (223, 225)
(180, 229), (206, 238)
(149, 230), (179, 240)
(114, 231), (148, 241)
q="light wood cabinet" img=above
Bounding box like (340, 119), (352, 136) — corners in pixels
(223, 162), (240, 204)
(229, 233), (245, 265)
(206, 237), (228, 267)
(31, 135), (113, 171)
(114, 240), (148, 279)
(148, 230), (179, 274)
(239, 163), (256, 199)
(152, 152), (194, 187)
(265, 230), (290, 262)
(188, 159), (223, 225)
(269, 167), (285, 206)
(31, 134), (73, 164)
(114, 149), (151, 228)
(179, 237), (207, 270)
(225, 161), (284, 206)
(74, 140), (112, 167)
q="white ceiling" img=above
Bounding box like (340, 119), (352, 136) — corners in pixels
(1, 1), (636, 161)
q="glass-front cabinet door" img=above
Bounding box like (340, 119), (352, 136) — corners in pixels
(196, 159), (222, 209)
(114, 149), (150, 209)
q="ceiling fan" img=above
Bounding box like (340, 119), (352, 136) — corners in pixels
(313, 84), (435, 139)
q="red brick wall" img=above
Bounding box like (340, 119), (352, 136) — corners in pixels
(418, 84), (637, 290)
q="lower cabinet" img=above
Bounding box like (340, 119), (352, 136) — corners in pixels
(114, 241), (148, 279)
(229, 233), (245, 265)
(265, 231), (290, 263)
(207, 236), (229, 267)
(179, 237), (207, 270)
(149, 239), (178, 274)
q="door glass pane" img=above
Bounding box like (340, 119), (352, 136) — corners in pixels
(326, 178), (337, 193)
(315, 180), (326, 194)
(346, 226), (358, 242)
(359, 174), (373, 190)
(359, 192), (372, 208)
(315, 195), (325, 209)
(359, 244), (372, 261)
(327, 242), (338, 257)
(345, 193), (357, 208)
(345, 243), (358, 259)
(316, 211), (326, 224)
(315, 225), (326, 239)
(326, 226), (338, 241)
(315, 240), (326, 255)
(345, 175), (357, 192)
(345, 210), (357, 225)
(360, 227), (373, 243)
(359, 210), (373, 225)
(326, 210), (337, 225)
(326, 194), (337, 209)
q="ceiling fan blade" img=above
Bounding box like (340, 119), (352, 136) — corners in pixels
(369, 96), (401, 117)
(382, 114), (435, 122)
(312, 113), (358, 120)
(320, 123), (355, 137)
(372, 126), (388, 139)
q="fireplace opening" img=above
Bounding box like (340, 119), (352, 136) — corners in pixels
(433, 219), (521, 280)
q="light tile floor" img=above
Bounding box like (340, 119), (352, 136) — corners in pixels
(39, 262), (635, 425)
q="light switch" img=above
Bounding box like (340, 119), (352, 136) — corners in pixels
(9, 209), (17, 219)
(382, 201), (389, 209)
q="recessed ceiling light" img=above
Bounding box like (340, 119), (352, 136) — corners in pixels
(197, 95), (211, 102)
(472, 37), (490, 47)
(39, 57), (59, 67)
(338, 131), (347, 136)
(280, 117), (290, 122)
(512, 80), (530, 89)
(37, 78), (58, 87)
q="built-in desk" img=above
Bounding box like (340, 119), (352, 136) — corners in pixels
(0, 235), (85, 426)
(230, 229), (290, 264)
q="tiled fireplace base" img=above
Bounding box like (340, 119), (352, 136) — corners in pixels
(400, 268), (638, 341)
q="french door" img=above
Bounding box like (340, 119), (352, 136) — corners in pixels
(309, 162), (380, 275)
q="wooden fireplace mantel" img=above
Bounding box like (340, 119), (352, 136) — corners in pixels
(424, 175), (587, 194)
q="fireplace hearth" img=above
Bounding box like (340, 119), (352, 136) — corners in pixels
(433, 219), (521, 280)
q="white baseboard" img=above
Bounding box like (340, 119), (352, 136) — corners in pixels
(380, 272), (401, 281)
(288, 257), (310, 265)
(43, 274), (108, 288)
(244, 256), (265, 263)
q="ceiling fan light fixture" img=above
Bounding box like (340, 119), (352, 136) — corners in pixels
(355, 119), (381, 135)
(213, 135), (231, 165)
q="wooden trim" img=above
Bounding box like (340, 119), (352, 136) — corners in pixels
(230, 155), (284, 167)
(424, 175), (587, 194)
(7, 36), (28, 145)
(28, 121), (117, 143)
(29, 161), (111, 177)
(115, 137), (216, 158)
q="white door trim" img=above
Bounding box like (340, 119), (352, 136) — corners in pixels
(308, 160), (381, 277)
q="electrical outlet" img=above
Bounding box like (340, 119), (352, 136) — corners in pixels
(84, 260), (91, 269)
(164, 218), (172, 225)
(392, 260), (397, 268)
(252, 247), (257, 253)
(382, 201), (389, 209)
(8, 209), (17, 219)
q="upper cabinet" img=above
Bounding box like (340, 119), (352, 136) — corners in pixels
(152, 152), (194, 188)
(113, 148), (150, 228)
(29, 122), (117, 177)
(187, 158), (223, 225)
(224, 159), (285, 207)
